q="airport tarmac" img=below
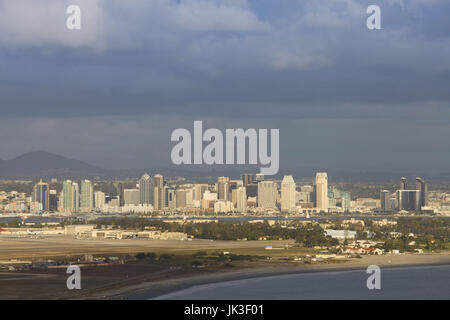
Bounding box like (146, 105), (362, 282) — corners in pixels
(0, 235), (293, 260)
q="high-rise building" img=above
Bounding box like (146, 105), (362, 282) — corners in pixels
(328, 190), (337, 208)
(80, 180), (94, 211)
(94, 191), (106, 209)
(185, 187), (194, 207)
(153, 174), (165, 211)
(62, 180), (78, 212)
(400, 177), (408, 190)
(415, 177), (428, 209)
(106, 196), (120, 207)
(241, 173), (255, 186)
(231, 189), (238, 207)
(33, 179), (50, 212)
(296, 191), (311, 203)
(217, 177), (230, 201)
(203, 190), (218, 201)
(124, 189), (140, 205)
(61, 180), (71, 212)
(176, 189), (187, 208)
(165, 188), (176, 209)
(230, 180), (243, 206)
(315, 172), (328, 212)
(73, 182), (79, 212)
(396, 190), (421, 211)
(297, 185), (313, 207)
(380, 190), (391, 212)
(139, 174), (152, 205)
(341, 191), (351, 213)
(229, 179), (243, 191)
(49, 190), (58, 211)
(194, 184), (208, 201)
(258, 181), (277, 208)
(116, 182), (125, 206)
(236, 187), (247, 212)
(281, 175), (296, 212)
(246, 184), (258, 198)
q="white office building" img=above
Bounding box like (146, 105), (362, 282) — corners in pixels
(281, 175), (296, 212)
(258, 181), (277, 208)
(315, 172), (328, 212)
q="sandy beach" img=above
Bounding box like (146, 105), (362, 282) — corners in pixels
(77, 252), (450, 300)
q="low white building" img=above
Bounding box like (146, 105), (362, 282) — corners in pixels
(324, 229), (357, 240)
(214, 200), (234, 213)
(122, 204), (154, 214)
(65, 225), (95, 236)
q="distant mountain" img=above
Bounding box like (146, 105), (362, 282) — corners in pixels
(0, 151), (260, 180)
(1, 151), (450, 183)
(0, 151), (107, 180)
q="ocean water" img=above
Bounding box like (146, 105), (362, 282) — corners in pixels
(152, 265), (450, 300)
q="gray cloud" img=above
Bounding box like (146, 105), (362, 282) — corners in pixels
(0, 0), (449, 172)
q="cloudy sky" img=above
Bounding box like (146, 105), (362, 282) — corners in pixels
(0, 0), (449, 173)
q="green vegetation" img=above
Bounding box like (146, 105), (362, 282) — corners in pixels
(93, 218), (338, 247)
(0, 220), (21, 228)
(132, 250), (265, 270)
(368, 217), (450, 252)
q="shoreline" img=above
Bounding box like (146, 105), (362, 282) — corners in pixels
(75, 252), (450, 300)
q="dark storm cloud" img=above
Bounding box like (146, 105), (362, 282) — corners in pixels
(0, 0), (449, 117)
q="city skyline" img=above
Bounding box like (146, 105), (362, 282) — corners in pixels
(17, 171), (436, 216)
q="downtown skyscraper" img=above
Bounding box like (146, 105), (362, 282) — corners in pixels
(315, 172), (328, 212)
(217, 177), (230, 201)
(153, 174), (165, 211)
(281, 175), (296, 212)
(80, 179), (94, 212)
(415, 177), (428, 208)
(33, 179), (50, 212)
(139, 173), (152, 205)
(381, 190), (391, 212)
(394, 177), (428, 212)
(236, 186), (247, 212)
(62, 180), (79, 212)
(258, 180), (277, 208)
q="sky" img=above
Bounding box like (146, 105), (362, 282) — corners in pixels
(0, 0), (449, 173)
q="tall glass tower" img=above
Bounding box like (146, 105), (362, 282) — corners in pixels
(33, 179), (49, 212)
